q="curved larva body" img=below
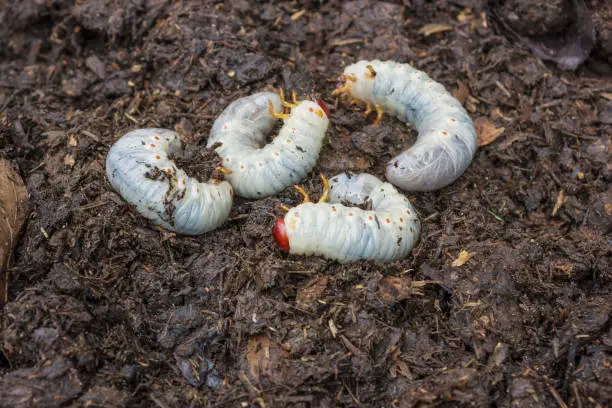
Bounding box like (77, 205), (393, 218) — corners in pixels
(279, 173), (420, 262)
(106, 128), (233, 235)
(207, 92), (330, 199)
(340, 60), (477, 191)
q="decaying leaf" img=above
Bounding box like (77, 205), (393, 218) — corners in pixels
(474, 117), (505, 146)
(246, 335), (270, 384)
(0, 159), (29, 304)
(245, 335), (288, 385)
(418, 23), (453, 37)
(377, 276), (424, 303)
(296, 276), (328, 310)
(452, 250), (475, 267)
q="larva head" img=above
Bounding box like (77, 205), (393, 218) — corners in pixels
(315, 99), (330, 118)
(273, 218), (290, 251)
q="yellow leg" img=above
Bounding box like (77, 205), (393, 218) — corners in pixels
(364, 103), (372, 116)
(216, 167), (232, 175)
(292, 90), (298, 104)
(269, 100), (290, 119)
(318, 174), (330, 203)
(293, 185), (310, 204)
(280, 89), (298, 109)
(349, 98), (362, 106)
(373, 105), (384, 126)
(279, 204), (290, 212)
(365, 65), (377, 79)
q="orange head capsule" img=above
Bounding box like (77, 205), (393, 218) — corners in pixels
(315, 99), (330, 118)
(273, 219), (290, 251)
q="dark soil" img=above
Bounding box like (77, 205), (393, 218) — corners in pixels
(1, 1), (611, 407)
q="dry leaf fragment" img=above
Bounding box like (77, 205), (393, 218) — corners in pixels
(328, 319), (339, 338)
(452, 250), (475, 267)
(418, 23), (453, 37)
(552, 190), (567, 216)
(453, 80), (470, 105)
(474, 117), (505, 146)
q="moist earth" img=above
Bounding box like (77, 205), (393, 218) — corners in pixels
(0, 1), (610, 407)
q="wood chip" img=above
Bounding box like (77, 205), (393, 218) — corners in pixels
(452, 250), (475, 267)
(418, 23), (453, 37)
(474, 117), (505, 146)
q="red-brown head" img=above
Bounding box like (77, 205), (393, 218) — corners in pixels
(273, 218), (290, 251)
(314, 99), (330, 118)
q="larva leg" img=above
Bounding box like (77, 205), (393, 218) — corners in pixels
(318, 173), (330, 203)
(365, 65), (377, 79)
(280, 89), (298, 109)
(364, 103), (372, 116)
(373, 105), (384, 126)
(293, 185), (310, 203)
(268, 100), (291, 119)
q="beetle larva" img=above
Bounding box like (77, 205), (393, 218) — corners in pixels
(333, 60), (477, 192)
(106, 128), (233, 235)
(273, 173), (420, 262)
(207, 91), (330, 199)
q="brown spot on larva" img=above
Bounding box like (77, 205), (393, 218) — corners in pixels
(309, 107), (314, 112)
(154, 136), (160, 140)
(150, 144), (156, 148)
(332, 206), (337, 212)
(223, 124), (228, 129)
(226, 158), (230, 162)
(240, 164), (245, 169)
(406, 209), (411, 215)
(182, 180), (186, 185)
(197, 188), (200, 193)
(385, 218), (390, 223)
(409, 226), (414, 232)
(368, 215), (373, 220)
(399, 217), (404, 222)
(258, 162), (263, 167)
(274, 152), (279, 156)
(166, 169), (172, 174)
(450, 118), (457, 122)
(348, 212), (353, 216)
(442, 131), (448, 136)
(294, 212), (299, 217)
(316, 110), (323, 118)
(155, 155), (161, 160)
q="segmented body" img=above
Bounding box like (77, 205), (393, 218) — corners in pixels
(338, 60), (477, 191)
(275, 173), (420, 262)
(207, 92), (330, 199)
(106, 128), (233, 235)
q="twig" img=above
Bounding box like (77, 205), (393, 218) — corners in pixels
(547, 383), (568, 408)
